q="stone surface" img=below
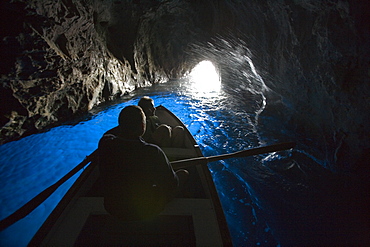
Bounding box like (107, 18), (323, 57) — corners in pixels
(1, 0), (137, 143)
(0, 0), (369, 173)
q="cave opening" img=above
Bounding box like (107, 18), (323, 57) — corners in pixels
(0, 0), (369, 246)
(188, 60), (221, 94)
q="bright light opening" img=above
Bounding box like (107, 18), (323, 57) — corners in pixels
(189, 60), (221, 94)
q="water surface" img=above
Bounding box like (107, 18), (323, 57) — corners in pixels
(1, 58), (367, 246)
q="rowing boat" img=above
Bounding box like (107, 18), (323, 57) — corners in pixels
(29, 105), (233, 246)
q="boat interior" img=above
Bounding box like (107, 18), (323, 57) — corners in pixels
(30, 107), (228, 246)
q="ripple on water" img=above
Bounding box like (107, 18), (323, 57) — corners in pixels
(1, 79), (327, 247)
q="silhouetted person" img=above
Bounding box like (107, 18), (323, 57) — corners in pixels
(138, 96), (185, 147)
(98, 105), (188, 221)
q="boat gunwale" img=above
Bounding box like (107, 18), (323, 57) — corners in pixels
(29, 105), (232, 247)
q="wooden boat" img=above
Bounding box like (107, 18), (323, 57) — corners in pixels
(29, 105), (233, 247)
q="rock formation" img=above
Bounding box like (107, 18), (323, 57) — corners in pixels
(1, 0), (138, 143)
(1, 0), (369, 173)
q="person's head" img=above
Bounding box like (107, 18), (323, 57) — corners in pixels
(138, 96), (155, 117)
(118, 105), (146, 138)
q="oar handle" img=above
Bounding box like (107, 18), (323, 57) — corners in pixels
(0, 150), (99, 231)
(171, 142), (296, 169)
(0, 142), (296, 230)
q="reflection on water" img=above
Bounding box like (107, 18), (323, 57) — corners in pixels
(0, 75), (276, 246)
(1, 38), (368, 247)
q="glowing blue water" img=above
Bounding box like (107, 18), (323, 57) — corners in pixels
(0, 79), (277, 246)
(1, 81), (367, 246)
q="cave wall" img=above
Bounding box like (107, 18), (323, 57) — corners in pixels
(237, 0), (369, 171)
(0, 0), (138, 144)
(215, 0), (370, 171)
(1, 0), (369, 172)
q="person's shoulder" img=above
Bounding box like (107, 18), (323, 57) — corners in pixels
(104, 126), (120, 136)
(99, 126), (120, 144)
(99, 131), (120, 148)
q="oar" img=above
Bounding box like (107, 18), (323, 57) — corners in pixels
(0, 141), (295, 231)
(171, 142), (296, 169)
(0, 149), (99, 232)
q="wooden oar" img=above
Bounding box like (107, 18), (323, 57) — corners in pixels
(171, 142), (296, 169)
(0, 141), (295, 231)
(0, 149), (99, 232)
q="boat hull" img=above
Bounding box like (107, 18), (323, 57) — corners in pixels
(29, 105), (232, 246)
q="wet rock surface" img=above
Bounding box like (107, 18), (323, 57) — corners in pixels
(1, 0), (136, 143)
(1, 0), (369, 173)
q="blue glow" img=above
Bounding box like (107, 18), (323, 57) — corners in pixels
(1, 61), (361, 246)
(0, 82), (271, 246)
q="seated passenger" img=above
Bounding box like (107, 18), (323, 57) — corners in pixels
(138, 96), (185, 147)
(98, 105), (188, 221)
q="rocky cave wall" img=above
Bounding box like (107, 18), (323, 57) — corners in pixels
(0, 0), (138, 144)
(1, 0), (369, 172)
(218, 0), (370, 172)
